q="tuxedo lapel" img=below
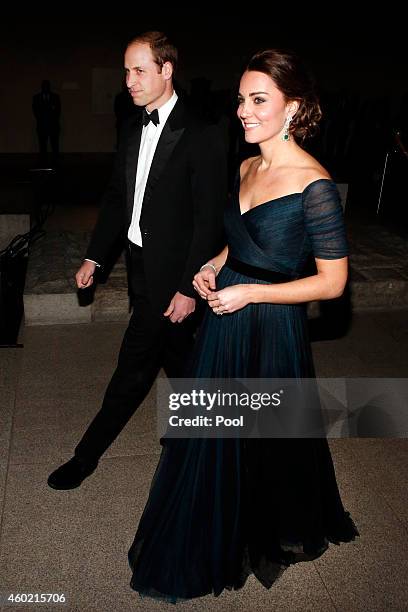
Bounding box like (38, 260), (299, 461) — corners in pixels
(141, 100), (185, 212)
(125, 121), (142, 220)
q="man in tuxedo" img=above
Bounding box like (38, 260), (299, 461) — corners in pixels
(47, 31), (227, 489)
(32, 80), (61, 165)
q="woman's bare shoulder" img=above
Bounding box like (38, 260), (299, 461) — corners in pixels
(295, 153), (332, 190)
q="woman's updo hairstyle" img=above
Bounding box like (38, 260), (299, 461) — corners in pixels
(246, 49), (322, 141)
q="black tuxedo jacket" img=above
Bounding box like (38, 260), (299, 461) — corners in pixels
(86, 99), (227, 314)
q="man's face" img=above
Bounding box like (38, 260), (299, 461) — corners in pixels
(125, 42), (171, 110)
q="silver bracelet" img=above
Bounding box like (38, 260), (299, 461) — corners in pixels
(200, 262), (217, 274)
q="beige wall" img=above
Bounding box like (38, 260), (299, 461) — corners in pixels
(0, 18), (405, 154)
(1, 36), (124, 153)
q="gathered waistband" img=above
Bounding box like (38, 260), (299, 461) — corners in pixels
(224, 255), (296, 283)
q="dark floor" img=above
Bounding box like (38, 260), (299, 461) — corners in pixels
(1, 154), (408, 610)
(0, 309), (407, 611)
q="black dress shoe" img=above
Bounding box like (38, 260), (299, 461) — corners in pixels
(47, 457), (98, 490)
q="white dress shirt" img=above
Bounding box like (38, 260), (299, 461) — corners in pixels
(86, 90), (178, 265)
(128, 90), (178, 246)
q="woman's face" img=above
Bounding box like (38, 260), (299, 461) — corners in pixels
(237, 70), (295, 144)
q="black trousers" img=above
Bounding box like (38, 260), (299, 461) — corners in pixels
(37, 126), (59, 158)
(74, 243), (196, 464)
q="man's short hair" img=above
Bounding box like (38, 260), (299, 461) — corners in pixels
(127, 31), (178, 73)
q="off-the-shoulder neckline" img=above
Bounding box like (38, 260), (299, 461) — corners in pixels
(239, 178), (335, 216)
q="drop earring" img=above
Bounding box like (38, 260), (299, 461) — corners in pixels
(281, 115), (292, 141)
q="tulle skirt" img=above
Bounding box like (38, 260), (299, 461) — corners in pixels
(128, 265), (359, 603)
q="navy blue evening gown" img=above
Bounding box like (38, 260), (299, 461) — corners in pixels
(128, 178), (359, 603)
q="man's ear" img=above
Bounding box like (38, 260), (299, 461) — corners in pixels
(162, 61), (173, 80)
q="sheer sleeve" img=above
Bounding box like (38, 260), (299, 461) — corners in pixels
(302, 179), (349, 259)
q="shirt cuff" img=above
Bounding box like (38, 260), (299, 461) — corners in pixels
(84, 258), (101, 268)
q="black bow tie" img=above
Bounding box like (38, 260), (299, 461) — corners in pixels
(142, 107), (160, 127)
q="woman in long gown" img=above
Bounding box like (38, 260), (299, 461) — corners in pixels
(128, 48), (359, 603)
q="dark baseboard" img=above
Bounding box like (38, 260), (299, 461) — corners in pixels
(0, 153), (116, 213)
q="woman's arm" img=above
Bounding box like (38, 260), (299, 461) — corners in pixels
(207, 256), (348, 314)
(201, 246), (229, 277)
(253, 257), (348, 303)
(193, 245), (229, 297)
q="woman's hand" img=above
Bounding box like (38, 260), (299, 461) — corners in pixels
(193, 265), (217, 299)
(207, 284), (253, 315)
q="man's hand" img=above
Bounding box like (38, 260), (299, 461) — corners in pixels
(76, 260), (96, 289)
(163, 292), (196, 323)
